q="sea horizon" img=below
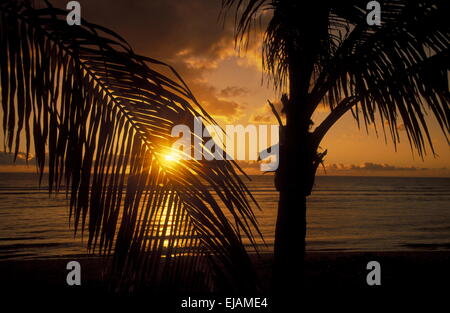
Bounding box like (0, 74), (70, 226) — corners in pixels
(1, 172), (449, 260)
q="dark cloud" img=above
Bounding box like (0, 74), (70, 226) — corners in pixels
(191, 83), (242, 118)
(248, 98), (284, 124)
(251, 115), (271, 123)
(326, 162), (430, 171)
(235, 161), (446, 176)
(0, 152), (36, 165)
(219, 86), (249, 98)
(46, 0), (247, 120)
(49, 0), (234, 64)
(351, 162), (426, 171)
(397, 123), (406, 131)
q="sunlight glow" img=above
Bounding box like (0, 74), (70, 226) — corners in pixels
(159, 147), (187, 167)
(164, 152), (181, 162)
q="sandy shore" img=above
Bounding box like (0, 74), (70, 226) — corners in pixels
(1, 251), (449, 288)
(0, 251), (448, 309)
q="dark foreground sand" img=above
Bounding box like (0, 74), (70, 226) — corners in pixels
(0, 251), (448, 310)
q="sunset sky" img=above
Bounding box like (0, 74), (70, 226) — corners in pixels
(0, 0), (448, 176)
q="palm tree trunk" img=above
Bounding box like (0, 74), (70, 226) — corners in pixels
(272, 133), (315, 308)
(271, 45), (318, 308)
(271, 6), (326, 306)
(273, 185), (307, 287)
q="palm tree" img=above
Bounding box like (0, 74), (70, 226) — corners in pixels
(223, 0), (449, 303)
(0, 0), (262, 293)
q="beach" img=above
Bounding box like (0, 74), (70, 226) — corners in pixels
(2, 251), (449, 290)
(1, 1), (449, 310)
(1, 173), (449, 309)
(0, 251), (448, 310)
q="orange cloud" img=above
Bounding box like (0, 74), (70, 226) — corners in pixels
(190, 83), (243, 122)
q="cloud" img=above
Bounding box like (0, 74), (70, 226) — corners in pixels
(325, 162), (428, 171)
(397, 123), (406, 131)
(190, 83), (243, 120)
(49, 0), (234, 62)
(349, 162), (427, 171)
(0, 152), (35, 165)
(249, 98), (284, 124)
(235, 160), (449, 176)
(311, 162), (450, 177)
(219, 86), (249, 98)
(47, 0), (254, 122)
(251, 115), (272, 123)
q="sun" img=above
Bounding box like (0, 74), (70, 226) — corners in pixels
(164, 151), (181, 162)
(159, 147), (187, 166)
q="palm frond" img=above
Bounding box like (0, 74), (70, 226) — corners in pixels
(0, 0), (261, 292)
(313, 0), (450, 156)
(222, 0), (269, 45)
(225, 0), (449, 157)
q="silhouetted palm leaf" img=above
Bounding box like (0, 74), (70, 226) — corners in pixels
(224, 1), (449, 305)
(224, 0), (449, 154)
(0, 0), (261, 291)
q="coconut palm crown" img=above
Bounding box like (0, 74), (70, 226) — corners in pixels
(223, 0), (449, 302)
(0, 0), (262, 292)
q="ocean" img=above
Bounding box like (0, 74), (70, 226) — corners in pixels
(0, 173), (449, 260)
